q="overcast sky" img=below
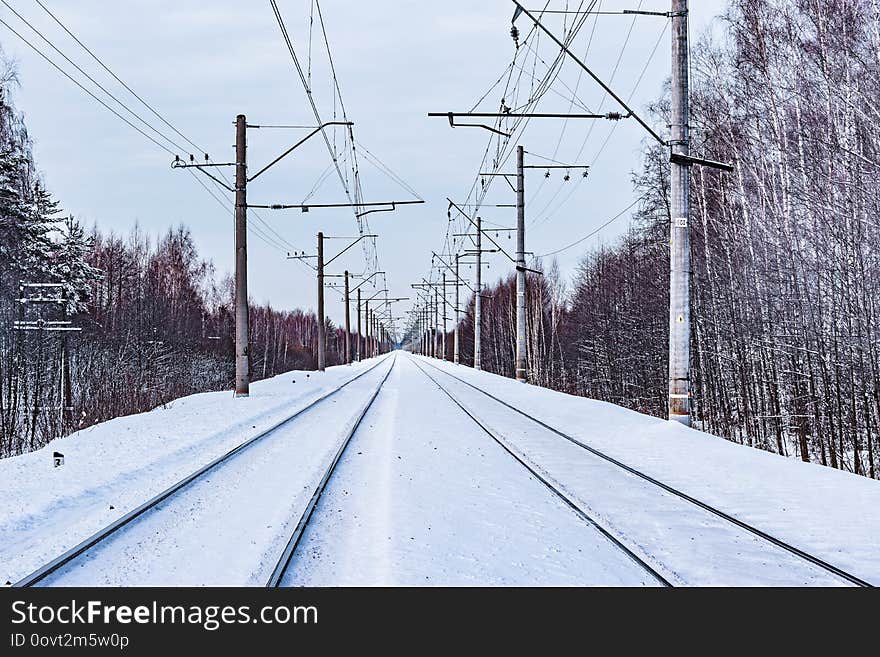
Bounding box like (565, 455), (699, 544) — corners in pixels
(1, 0), (728, 332)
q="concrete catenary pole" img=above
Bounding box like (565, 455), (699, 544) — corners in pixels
(316, 231), (326, 372)
(364, 299), (370, 360)
(474, 216), (482, 370)
(423, 309), (428, 357)
(454, 254), (460, 364)
(60, 290), (72, 429)
(356, 288), (362, 362)
(668, 0), (691, 425)
(515, 144), (527, 383)
(434, 288), (439, 358)
(344, 270), (351, 364)
(234, 114), (250, 397)
(442, 272), (447, 361)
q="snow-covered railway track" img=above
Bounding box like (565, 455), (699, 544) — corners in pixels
(266, 355), (396, 586)
(410, 357), (672, 587)
(13, 355), (396, 587)
(412, 356), (873, 587)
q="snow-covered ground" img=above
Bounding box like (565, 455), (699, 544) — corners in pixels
(1, 350), (877, 586)
(414, 354), (880, 585)
(283, 356), (658, 586)
(0, 356), (392, 585)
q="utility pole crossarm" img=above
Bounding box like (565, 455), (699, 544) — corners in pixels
(510, 1), (666, 147)
(428, 111), (626, 137)
(350, 271), (385, 293)
(248, 199), (424, 212)
(432, 252), (476, 291)
(247, 121), (353, 183)
(324, 234), (379, 267)
(447, 199), (518, 264)
(670, 152), (734, 172)
(171, 156), (236, 192)
(515, 264), (544, 276)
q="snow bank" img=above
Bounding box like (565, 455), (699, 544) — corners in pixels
(0, 357), (387, 583)
(419, 355), (880, 583)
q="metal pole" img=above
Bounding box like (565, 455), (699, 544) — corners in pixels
(344, 271), (351, 364)
(474, 216), (482, 370)
(316, 231), (326, 372)
(365, 300), (370, 360)
(454, 254), (460, 364)
(234, 114), (250, 397)
(356, 288), (362, 362)
(434, 288), (439, 358)
(442, 272), (447, 361)
(515, 144), (527, 383)
(60, 290), (72, 430)
(668, 0), (691, 425)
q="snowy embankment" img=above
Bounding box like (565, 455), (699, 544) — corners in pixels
(0, 357), (388, 584)
(1, 350), (878, 586)
(419, 356), (880, 584)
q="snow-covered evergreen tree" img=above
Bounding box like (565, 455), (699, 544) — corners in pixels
(51, 216), (102, 315)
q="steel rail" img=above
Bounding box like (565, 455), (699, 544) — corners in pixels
(414, 356), (873, 588)
(267, 354), (397, 586)
(410, 357), (672, 587)
(13, 354), (395, 587)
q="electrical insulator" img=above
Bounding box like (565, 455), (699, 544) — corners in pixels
(545, 170), (550, 178)
(510, 25), (520, 47)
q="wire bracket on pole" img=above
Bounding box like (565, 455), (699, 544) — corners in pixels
(515, 265), (544, 276)
(669, 152), (734, 172)
(249, 199), (424, 212)
(432, 112), (510, 137)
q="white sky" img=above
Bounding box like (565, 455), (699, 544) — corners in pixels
(1, 0), (728, 332)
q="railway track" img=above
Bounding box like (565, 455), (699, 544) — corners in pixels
(411, 355), (873, 587)
(266, 354), (396, 586)
(410, 357), (671, 586)
(14, 354), (396, 588)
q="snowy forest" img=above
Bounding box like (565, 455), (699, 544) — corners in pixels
(3, 0), (879, 484)
(452, 0), (880, 480)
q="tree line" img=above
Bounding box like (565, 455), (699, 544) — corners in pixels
(0, 56), (348, 458)
(448, 0), (880, 480)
